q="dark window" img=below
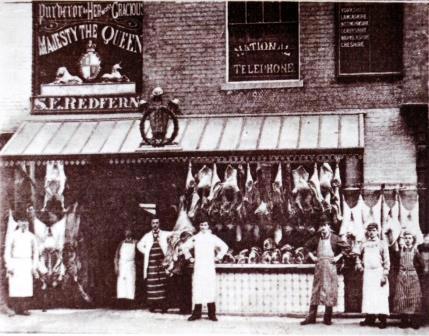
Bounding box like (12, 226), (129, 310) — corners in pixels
(227, 1), (299, 82)
(336, 3), (402, 77)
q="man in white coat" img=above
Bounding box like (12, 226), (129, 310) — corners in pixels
(114, 228), (137, 308)
(4, 219), (38, 315)
(182, 221), (228, 321)
(137, 218), (171, 312)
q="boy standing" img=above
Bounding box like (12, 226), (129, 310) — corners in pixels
(355, 223), (390, 329)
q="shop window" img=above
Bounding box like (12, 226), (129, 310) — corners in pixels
(225, 1), (301, 89)
(336, 3), (403, 78)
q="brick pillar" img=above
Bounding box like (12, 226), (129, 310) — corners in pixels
(400, 104), (429, 233)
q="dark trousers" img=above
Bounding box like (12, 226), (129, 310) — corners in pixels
(168, 272), (192, 314)
(10, 297), (30, 313)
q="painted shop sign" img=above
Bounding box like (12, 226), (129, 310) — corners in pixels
(32, 1), (143, 114)
(32, 95), (141, 114)
(336, 3), (402, 77)
(228, 29), (299, 82)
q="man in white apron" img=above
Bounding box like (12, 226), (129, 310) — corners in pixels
(4, 220), (38, 315)
(355, 223), (390, 329)
(114, 228), (137, 309)
(182, 221), (228, 321)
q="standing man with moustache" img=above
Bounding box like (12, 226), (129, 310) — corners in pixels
(137, 218), (171, 313)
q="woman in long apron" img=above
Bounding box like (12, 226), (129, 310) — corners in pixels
(182, 221), (228, 321)
(393, 231), (424, 329)
(114, 229), (137, 308)
(4, 220), (38, 315)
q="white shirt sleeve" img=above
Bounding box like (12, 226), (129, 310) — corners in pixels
(213, 235), (228, 260)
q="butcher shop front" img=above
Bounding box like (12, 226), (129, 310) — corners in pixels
(0, 110), (368, 315)
(1, 0), (426, 317)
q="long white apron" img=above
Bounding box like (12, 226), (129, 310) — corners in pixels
(193, 234), (217, 304)
(9, 258), (33, 297)
(117, 242), (136, 300)
(362, 245), (389, 314)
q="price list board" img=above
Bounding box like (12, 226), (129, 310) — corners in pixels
(336, 3), (402, 77)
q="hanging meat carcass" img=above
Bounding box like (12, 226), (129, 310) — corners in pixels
(399, 192), (423, 245)
(184, 161), (198, 218)
(43, 161), (67, 211)
(245, 163), (254, 194)
(61, 205), (92, 303)
(271, 163), (285, 239)
(185, 161), (195, 190)
(340, 194), (365, 242)
(197, 165), (212, 191)
(382, 194), (401, 246)
(332, 162), (342, 188)
(271, 164), (284, 246)
(292, 165), (310, 194)
(274, 224), (282, 246)
(207, 163), (222, 201)
(163, 200), (195, 276)
(64, 202), (81, 244)
(34, 212), (67, 292)
(309, 163), (324, 204)
(361, 193), (382, 230)
(319, 163), (333, 197)
(291, 165), (313, 214)
(187, 190), (200, 220)
(222, 165), (240, 192)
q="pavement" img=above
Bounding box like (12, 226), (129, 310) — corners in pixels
(0, 309), (428, 335)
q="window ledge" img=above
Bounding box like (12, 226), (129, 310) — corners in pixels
(221, 80), (303, 91)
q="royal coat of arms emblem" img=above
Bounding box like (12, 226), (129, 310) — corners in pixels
(79, 40), (101, 80)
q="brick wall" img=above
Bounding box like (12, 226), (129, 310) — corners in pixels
(141, 2), (426, 186)
(364, 108), (417, 185)
(0, 1), (427, 186)
(142, 2), (411, 114)
(402, 4), (429, 104)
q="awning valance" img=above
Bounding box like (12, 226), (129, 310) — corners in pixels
(0, 112), (364, 165)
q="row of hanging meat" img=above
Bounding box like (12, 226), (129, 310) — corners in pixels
(181, 160), (342, 228)
(340, 191), (423, 245)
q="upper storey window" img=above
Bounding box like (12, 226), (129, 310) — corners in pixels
(227, 1), (299, 83)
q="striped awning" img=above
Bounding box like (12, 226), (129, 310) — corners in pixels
(0, 113), (364, 164)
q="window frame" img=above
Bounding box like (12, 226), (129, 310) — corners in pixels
(223, 1), (303, 90)
(335, 3), (403, 79)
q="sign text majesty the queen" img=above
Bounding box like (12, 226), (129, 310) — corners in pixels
(32, 1), (143, 114)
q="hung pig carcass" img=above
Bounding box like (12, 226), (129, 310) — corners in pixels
(43, 161), (67, 211)
(163, 198), (196, 276)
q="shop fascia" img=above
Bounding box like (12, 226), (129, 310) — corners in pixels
(32, 95), (141, 113)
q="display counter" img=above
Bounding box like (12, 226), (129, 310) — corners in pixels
(214, 264), (345, 316)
